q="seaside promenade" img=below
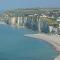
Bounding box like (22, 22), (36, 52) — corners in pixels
(24, 33), (60, 60)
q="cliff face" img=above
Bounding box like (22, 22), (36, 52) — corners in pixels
(0, 8), (60, 33)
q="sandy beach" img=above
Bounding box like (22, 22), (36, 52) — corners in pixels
(24, 33), (60, 60)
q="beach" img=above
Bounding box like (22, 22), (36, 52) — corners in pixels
(24, 33), (60, 60)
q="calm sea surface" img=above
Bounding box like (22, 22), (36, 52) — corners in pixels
(0, 25), (59, 60)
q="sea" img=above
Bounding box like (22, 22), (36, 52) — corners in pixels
(0, 24), (59, 60)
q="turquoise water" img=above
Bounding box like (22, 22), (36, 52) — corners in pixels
(0, 25), (58, 60)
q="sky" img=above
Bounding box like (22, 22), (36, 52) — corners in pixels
(0, 0), (60, 10)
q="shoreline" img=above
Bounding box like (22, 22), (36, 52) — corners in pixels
(24, 33), (60, 60)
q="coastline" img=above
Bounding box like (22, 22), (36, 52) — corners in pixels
(24, 33), (60, 60)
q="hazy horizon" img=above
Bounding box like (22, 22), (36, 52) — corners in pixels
(0, 0), (60, 10)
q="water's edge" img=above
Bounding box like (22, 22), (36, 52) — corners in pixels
(24, 34), (60, 60)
